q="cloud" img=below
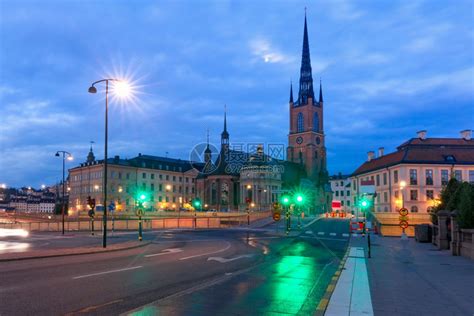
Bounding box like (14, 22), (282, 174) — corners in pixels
(323, 0), (365, 21)
(249, 38), (295, 64)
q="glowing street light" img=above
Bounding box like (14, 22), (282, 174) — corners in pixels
(0, 184), (6, 189)
(88, 78), (133, 248)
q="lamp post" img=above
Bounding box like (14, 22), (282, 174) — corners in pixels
(88, 78), (130, 248)
(55, 151), (73, 235)
(399, 180), (407, 239)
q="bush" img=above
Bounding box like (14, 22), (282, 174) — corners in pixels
(457, 183), (474, 229)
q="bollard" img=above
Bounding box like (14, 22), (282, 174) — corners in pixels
(368, 232), (371, 258)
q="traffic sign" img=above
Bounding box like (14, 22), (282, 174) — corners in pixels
(108, 202), (116, 212)
(400, 220), (409, 229)
(399, 207), (409, 216)
(273, 212), (281, 221)
(136, 208), (144, 216)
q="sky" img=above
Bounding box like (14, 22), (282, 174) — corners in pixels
(0, 0), (473, 188)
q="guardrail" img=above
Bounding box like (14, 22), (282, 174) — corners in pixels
(0, 212), (271, 232)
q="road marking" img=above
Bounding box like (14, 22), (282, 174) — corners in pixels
(145, 248), (183, 257)
(72, 266), (142, 280)
(330, 233), (337, 236)
(65, 299), (123, 315)
(179, 241), (231, 261)
(305, 230), (313, 234)
(207, 254), (254, 263)
(301, 236), (348, 242)
(342, 233), (350, 237)
(317, 232), (325, 235)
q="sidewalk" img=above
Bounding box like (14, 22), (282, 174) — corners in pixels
(0, 240), (150, 262)
(359, 235), (474, 315)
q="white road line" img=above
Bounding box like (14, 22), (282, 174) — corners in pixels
(179, 241), (231, 261)
(301, 236), (348, 242)
(207, 254), (254, 263)
(145, 248), (183, 258)
(342, 233), (350, 237)
(72, 266), (143, 280)
(330, 233), (337, 236)
(317, 232), (325, 235)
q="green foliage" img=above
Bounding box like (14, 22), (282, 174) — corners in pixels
(457, 183), (474, 229)
(437, 178), (460, 212)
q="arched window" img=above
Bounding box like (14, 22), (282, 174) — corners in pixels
(297, 113), (304, 132)
(313, 112), (320, 132)
(411, 206), (418, 213)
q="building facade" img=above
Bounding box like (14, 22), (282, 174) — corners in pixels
(351, 130), (474, 214)
(329, 174), (351, 213)
(68, 148), (200, 215)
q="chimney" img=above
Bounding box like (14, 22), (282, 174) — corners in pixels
(367, 151), (375, 162)
(417, 130), (427, 140)
(460, 129), (472, 141)
(138, 153), (142, 156)
(378, 147), (384, 157)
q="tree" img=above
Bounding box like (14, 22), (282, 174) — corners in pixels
(457, 183), (474, 229)
(432, 178), (460, 224)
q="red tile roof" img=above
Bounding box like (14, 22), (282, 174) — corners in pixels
(353, 138), (474, 176)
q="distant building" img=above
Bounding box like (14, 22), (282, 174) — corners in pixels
(68, 148), (201, 215)
(351, 130), (474, 214)
(329, 174), (351, 213)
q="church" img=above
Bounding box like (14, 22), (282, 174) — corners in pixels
(196, 13), (331, 213)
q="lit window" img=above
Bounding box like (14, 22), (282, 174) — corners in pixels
(410, 169), (417, 185)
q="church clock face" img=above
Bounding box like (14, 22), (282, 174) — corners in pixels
(316, 136), (321, 145)
(296, 136), (303, 144)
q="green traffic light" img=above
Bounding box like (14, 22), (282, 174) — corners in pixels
(296, 194), (304, 204)
(140, 194), (146, 201)
(361, 200), (368, 207)
(281, 195), (290, 205)
(193, 199), (201, 207)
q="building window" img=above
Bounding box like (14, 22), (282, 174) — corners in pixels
(159, 174), (163, 180)
(126, 199), (129, 206)
(159, 184), (162, 192)
(118, 172), (122, 179)
(151, 183), (154, 191)
(313, 112), (319, 132)
(353, 180), (357, 190)
(410, 190), (418, 201)
(441, 170), (449, 185)
(454, 170), (462, 182)
(393, 170), (398, 184)
(297, 112), (304, 132)
(394, 190), (399, 198)
(376, 174), (380, 186)
(335, 191), (339, 197)
(425, 169), (433, 185)
(142, 172), (146, 179)
(426, 190), (434, 200)
(469, 170), (474, 184)
(341, 190), (344, 197)
(158, 196), (162, 202)
(347, 190), (350, 196)
(341, 200), (344, 206)
(409, 169), (417, 185)
(384, 192), (388, 203)
(347, 201), (350, 206)
(151, 174), (155, 180)
(411, 206), (418, 213)
(173, 176), (176, 181)
(126, 173), (130, 180)
(166, 175), (169, 181)
(383, 173), (387, 186)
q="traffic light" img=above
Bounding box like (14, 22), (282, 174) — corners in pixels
(295, 193), (304, 205)
(136, 192), (148, 208)
(359, 196), (371, 211)
(281, 195), (290, 206)
(87, 196), (96, 210)
(193, 198), (201, 209)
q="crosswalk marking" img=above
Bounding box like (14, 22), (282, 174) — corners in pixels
(342, 233), (349, 237)
(317, 232), (325, 235)
(329, 233), (337, 236)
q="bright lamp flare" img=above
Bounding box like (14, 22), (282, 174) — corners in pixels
(113, 81), (132, 98)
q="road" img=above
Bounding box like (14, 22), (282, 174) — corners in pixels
(0, 217), (350, 316)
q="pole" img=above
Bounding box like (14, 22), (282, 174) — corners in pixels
(138, 213), (143, 241)
(62, 152), (65, 235)
(368, 232), (371, 258)
(103, 80), (108, 248)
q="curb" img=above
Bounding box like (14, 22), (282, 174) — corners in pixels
(314, 245), (351, 316)
(0, 241), (152, 262)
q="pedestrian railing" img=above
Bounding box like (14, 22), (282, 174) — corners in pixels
(0, 211), (271, 232)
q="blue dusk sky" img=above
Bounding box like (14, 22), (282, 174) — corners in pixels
(0, 0), (473, 188)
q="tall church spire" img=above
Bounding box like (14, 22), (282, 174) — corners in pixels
(86, 141), (95, 163)
(221, 105), (229, 151)
(298, 11), (314, 104)
(319, 79), (323, 103)
(289, 81), (294, 103)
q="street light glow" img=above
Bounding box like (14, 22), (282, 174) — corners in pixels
(67, 155), (73, 161)
(399, 180), (406, 189)
(112, 81), (132, 98)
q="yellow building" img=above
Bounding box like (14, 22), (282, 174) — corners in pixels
(351, 130), (474, 214)
(68, 149), (200, 215)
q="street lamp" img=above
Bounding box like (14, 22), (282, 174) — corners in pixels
(88, 78), (131, 248)
(55, 151), (73, 235)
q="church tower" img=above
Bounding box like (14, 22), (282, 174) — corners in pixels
(287, 13), (328, 186)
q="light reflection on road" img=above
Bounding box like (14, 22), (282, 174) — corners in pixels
(0, 241), (30, 253)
